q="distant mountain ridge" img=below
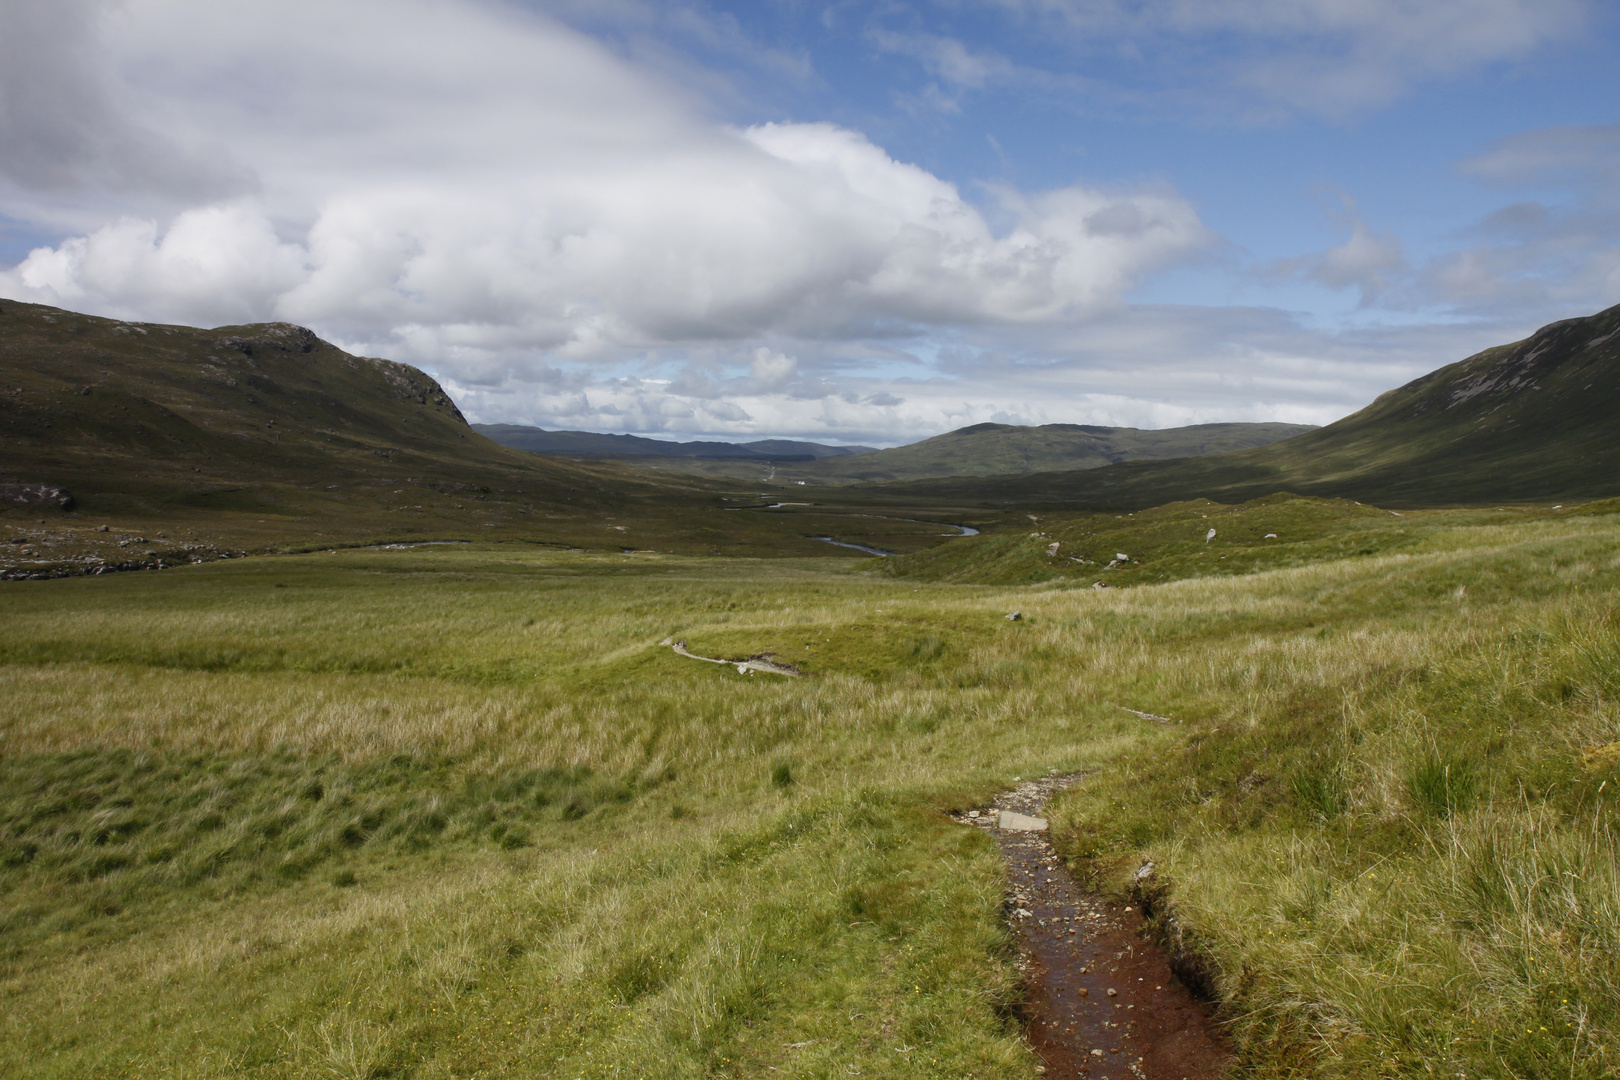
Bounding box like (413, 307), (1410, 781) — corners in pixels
(882, 301), (1620, 508)
(472, 424), (873, 461)
(781, 420), (1319, 483)
(480, 419), (1319, 484)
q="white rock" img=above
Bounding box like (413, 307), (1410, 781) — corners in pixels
(1205, 528), (1216, 543)
(998, 811), (1048, 831)
(1115, 552), (1129, 562)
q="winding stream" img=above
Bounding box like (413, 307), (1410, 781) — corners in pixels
(808, 521), (977, 555)
(807, 537), (896, 556)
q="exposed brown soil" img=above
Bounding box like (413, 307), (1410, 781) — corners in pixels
(959, 776), (1232, 1080)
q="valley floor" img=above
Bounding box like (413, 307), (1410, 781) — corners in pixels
(2, 513), (1619, 1078)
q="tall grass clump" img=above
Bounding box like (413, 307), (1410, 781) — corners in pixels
(1406, 752), (1480, 817)
(1048, 550), (1620, 1079)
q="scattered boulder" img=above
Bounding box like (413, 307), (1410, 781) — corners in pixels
(1115, 552), (1129, 562)
(1005, 611), (1022, 621)
(1046, 541), (1060, 556)
(1092, 581), (1110, 590)
(1205, 528), (1216, 543)
(0, 482), (74, 511)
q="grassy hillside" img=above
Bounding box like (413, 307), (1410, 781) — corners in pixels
(623, 420), (1316, 484)
(473, 423), (873, 460)
(0, 300), (595, 497)
(2, 507), (1619, 1078)
(878, 493), (1590, 586)
(883, 302), (1620, 509)
(0, 301), (967, 567)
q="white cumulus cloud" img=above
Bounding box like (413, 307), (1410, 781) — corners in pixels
(0, 0), (1214, 422)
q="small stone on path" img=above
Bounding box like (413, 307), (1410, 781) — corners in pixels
(998, 810), (1048, 831)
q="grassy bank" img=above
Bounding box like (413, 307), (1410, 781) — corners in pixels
(2, 509), (1619, 1077)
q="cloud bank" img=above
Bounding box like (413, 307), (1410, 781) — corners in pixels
(0, 0), (1232, 439)
(0, 0), (1604, 443)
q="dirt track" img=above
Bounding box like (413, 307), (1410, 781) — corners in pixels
(960, 777), (1232, 1080)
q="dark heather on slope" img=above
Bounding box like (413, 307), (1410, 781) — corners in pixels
(0, 300), (668, 514)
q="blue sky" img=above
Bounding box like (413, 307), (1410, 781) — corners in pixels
(2, 0), (1617, 444)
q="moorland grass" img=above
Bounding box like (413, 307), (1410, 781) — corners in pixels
(1, 511), (1618, 1078)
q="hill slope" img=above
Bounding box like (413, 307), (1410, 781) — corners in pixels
(0, 300), (638, 510)
(885, 302), (1620, 508)
(473, 423), (872, 460)
(0, 301), (797, 562)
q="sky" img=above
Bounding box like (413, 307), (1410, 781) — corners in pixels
(1, 1), (1617, 446)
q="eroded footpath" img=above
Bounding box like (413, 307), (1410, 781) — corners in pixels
(958, 776), (1232, 1080)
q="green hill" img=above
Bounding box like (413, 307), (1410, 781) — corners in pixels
(0, 301), (757, 562)
(613, 420), (1316, 483)
(882, 302), (1620, 509)
(800, 420), (1315, 481)
(0, 300), (665, 516)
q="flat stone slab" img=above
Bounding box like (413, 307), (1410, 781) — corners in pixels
(998, 810), (1048, 831)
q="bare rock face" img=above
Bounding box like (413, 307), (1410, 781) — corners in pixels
(216, 323), (320, 356)
(0, 481), (74, 510)
(362, 357), (468, 422)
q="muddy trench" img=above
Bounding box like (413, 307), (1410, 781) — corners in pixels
(958, 776), (1232, 1080)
